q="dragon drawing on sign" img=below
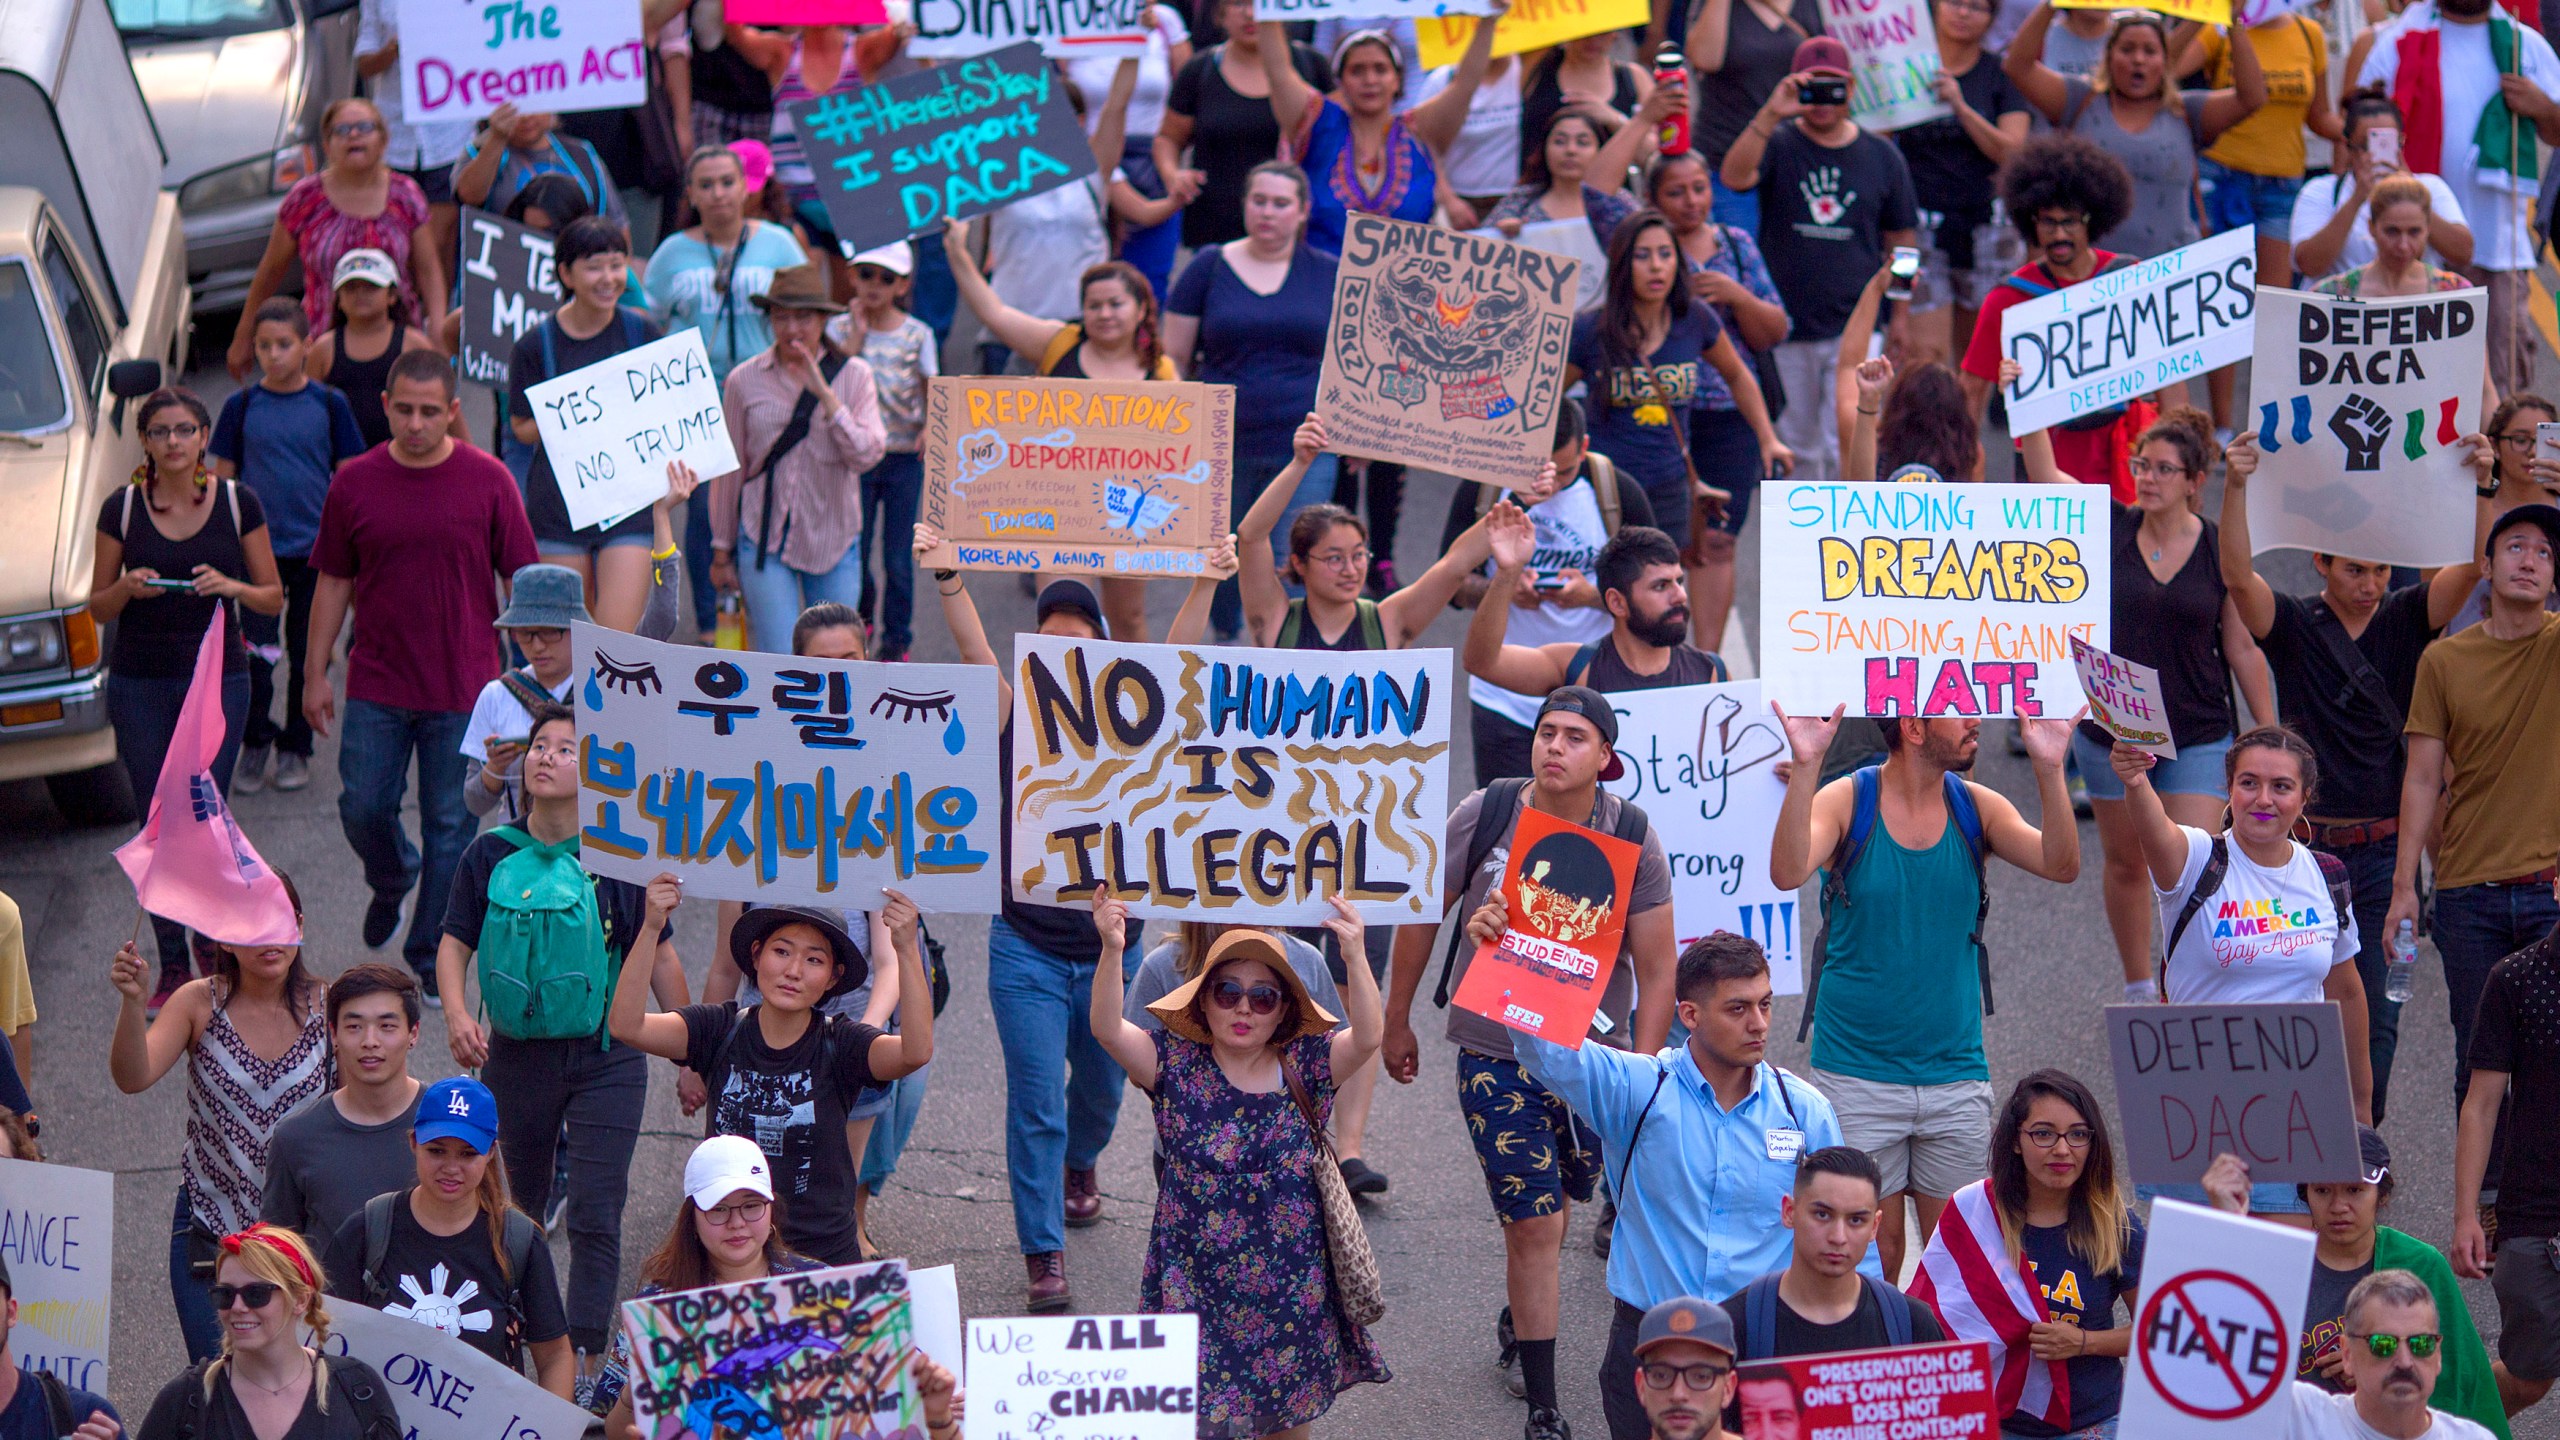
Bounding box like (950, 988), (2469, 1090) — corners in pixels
(1359, 259), (1545, 423)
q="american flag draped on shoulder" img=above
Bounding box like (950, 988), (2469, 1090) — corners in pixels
(1908, 1178), (2071, 1429)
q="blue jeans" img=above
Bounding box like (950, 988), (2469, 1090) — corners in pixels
(336, 699), (476, 970)
(109, 669), (248, 973)
(480, 1036), (646, 1353)
(909, 235), (958, 343)
(169, 1188), (221, 1362)
(986, 916), (1125, 1255)
(1209, 450), (1340, 638)
(1710, 173), (1761, 232)
(735, 534), (867, 655)
(2325, 837), (2404, 1123)
(857, 452), (925, 653)
(860, 1064), (930, 1192)
(2432, 879), (2560, 1197)
(2199, 159), (2304, 232)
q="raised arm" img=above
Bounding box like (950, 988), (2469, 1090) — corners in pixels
(1089, 58), (1139, 173)
(1257, 22), (1321, 141)
(1463, 501), (1577, 694)
(2195, 22), (2267, 141)
(2216, 434), (2277, 637)
(108, 943), (205, 1093)
(2224, 595), (2274, 727)
(1589, 72), (1682, 195)
(1767, 704), (1848, 891)
(1981, 713), (2081, 881)
(913, 523), (1010, 707)
(1719, 74), (1799, 190)
(1087, 896), (1160, 1090)
(2004, 3), (2072, 122)
(1685, 0), (1735, 73)
(2110, 744), (2192, 888)
(866, 889), (936, 1079)
(1166, 535), (1240, 644)
(1319, 894), (1382, 1074)
(2427, 440), (2497, 627)
(1239, 414), (1325, 645)
(606, 873), (695, 1059)
(1407, 0), (1508, 153)
(1845, 355), (1892, 482)
(1381, 489), (1527, 645)
(941, 218), (1070, 363)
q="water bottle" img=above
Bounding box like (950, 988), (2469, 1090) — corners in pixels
(713, 592), (748, 651)
(1653, 52), (1691, 156)
(2386, 920), (2419, 1003)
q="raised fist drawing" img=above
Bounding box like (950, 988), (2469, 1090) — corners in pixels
(2328, 394), (2393, 472)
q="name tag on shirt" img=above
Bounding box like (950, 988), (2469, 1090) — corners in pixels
(1766, 1128), (1804, 1162)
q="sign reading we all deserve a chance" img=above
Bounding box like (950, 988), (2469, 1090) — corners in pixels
(398, 0), (645, 122)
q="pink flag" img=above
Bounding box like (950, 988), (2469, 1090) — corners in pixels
(114, 610), (301, 945)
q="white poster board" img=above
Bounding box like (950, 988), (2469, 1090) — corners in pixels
(966, 1314), (1200, 1440)
(2000, 228), (2258, 437)
(398, 0), (646, 123)
(1511, 220), (1608, 313)
(909, 0), (1149, 57)
(320, 1302), (596, 1440)
(2120, 1200), (2314, 1439)
(2070, 636), (2175, 758)
(527, 328), (739, 533)
(1257, 0), (1490, 17)
(1822, 0), (1949, 130)
(910, 1264), (962, 1372)
(0, 1157), (110, 1392)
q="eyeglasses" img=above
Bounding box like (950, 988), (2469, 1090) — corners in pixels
(209, 1282), (285, 1310)
(2498, 430), (2540, 447)
(329, 120), (383, 139)
(2127, 458), (2189, 480)
(1641, 1362), (1733, 1390)
(2024, 1125), (2096, 1150)
(527, 740), (578, 759)
(513, 627), (569, 645)
(1208, 979), (1283, 1015)
(2033, 211), (2090, 233)
(853, 265), (902, 283)
(704, 1198), (771, 1226)
(1308, 548), (1372, 572)
(144, 423), (202, 442)
(2348, 1331), (2441, 1360)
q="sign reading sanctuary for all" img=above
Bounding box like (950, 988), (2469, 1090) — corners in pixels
(1009, 636), (1450, 924)
(2000, 227), (2257, 436)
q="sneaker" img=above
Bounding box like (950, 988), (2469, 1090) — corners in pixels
(271, 752), (311, 792)
(2067, 770), (2091, 818)
(1593, 1197), (1617, 1259)
(233, 744), (271, 795)
(1338, 1156), (1389, 1197)
(571, 1355), (597, 1410)
(545, 1189), (569, 1235)
(416, 965), (443, 1010)
(1025, 1251), (1070, 1313)
(362, 890), (409, 950)
(146, 966), (188, 1018)
(1525, 1406), (1572, 1440)
(1497, 1306), (1525, 1399)
(1064, 1167), (1102, 1229)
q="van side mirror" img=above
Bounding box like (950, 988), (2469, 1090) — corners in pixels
(107, 359), (160, 433)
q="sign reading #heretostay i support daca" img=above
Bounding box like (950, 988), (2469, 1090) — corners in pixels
(1760, 483), (2108, 719)
(622, 1260), (919, 1440)
(1999, 227), (2257, 437)
(1009, 635), (1450, 925)
(398, 0), (645, 122)
(918, 375), (1235, 579)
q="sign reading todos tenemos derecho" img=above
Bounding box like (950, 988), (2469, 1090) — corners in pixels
(622, 1260), (918, 1440)
(0, 1156), (110, 1392)
(1316, 214), (1578, 488)
(2000, 228), (2257, 437)
(398, 0), (645, 123)
(2246, 284), (2487, 568)
(1761, 483), (2107, 718)
(918, 376), (1235, 579)
(321, 1302), (595, 1440)
(966, 1314), (1201, 1440)
(457, 209), (559, 389)
(571, 624), (1002, 911)
(1009, 636), (1450, 924)
(2106, 1002), (2362, 1187)
(1821, 0), (1948, 133)
(792, 44), (1099, 256)
(908, 0), (1148, 62)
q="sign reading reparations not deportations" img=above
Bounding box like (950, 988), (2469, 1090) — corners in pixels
(2106, 1003), (2361, 1186)
(1009, 636), (1450, 924)
(1760, 483), (2107, 718)
(398, 0), (645, 122)
(622, 1261), (918, 1440)
(1735, 1342), (1997, 1440)
(918, 376), (1235, 579)
(2001, 228), (2257, 436)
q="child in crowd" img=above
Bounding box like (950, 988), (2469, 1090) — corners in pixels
(825, 242), (938, 663)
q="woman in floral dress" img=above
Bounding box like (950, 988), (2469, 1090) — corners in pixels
(1090, 893), (1388, 1438)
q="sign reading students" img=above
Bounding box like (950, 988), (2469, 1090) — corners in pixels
(1451, 805), (1641, 1042)
(2000, 228), (2257, 436)
(964, 1313), (1200, 1440)
(457, 208), (560, 388)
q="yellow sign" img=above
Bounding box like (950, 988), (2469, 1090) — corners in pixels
(2053, 0), (2229, 26)
(1417, 0), (1650, 67)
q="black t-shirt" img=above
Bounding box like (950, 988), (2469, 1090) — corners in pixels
(506, 311), (665, 545)
(1752, 125), (1917, 342)
(2261, 586), (2437, 822)
(1719, 1279), (1948, 1428)
(1167, 44), (1334, 249)
(138, 1363), (373, 1440)
(322, 1197), (570, 1368)
(1891, 55), (2028, 269)
(1521, 57), (1643, 171)
(2080, 507), (2233, 751)
(2006, 1216), (2146, 1437)
(998, 718), (1129, 961)
(679, 1001), (885, 1264)
(2299, 1254), (2375, 1389)
(2468, 930), (2560, 1240)
(1695, 0), (1826, 168)
(97, 482), (267, 677)
(441, 829), (651, 1041)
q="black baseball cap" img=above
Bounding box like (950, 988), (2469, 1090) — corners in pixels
(1536, 685), (1624, 782)
(2488, 502), (2560, 560)
(1635, 1296), (1736, 1359)
(1035, 578), (1109, 638)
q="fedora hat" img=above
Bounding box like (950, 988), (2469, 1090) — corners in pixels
(1148, 929), (1340, 1047)
(729, 904), (865, 1003)
(752, 264), (844, 315)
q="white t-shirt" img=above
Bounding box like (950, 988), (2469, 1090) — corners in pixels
(1066, 7), (1190, 140)
(1418, 61), (1525, 198)
(2287, 169), (2470, 276)
(458, 670), (573, 823)
(2285, 1382), (2496, 1439)
(2154, 827), (2359, 1005)
(2356, 5), (2560, 271)
(985, 175), (1114, 322)
(1471, 475), (1615, 727)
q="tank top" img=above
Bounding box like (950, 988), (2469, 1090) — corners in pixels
(1582, 635), (1729, 691)
(1286, 597), (1377, 651)
(770, 37), (867, 196)
(182, 978), (331, 1235)
(1810, 812), (1989, 1085)
(330, 327), (410, 450)
(1037, 324), (1179, 381)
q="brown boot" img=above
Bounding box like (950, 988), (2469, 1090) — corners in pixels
(1026, 1251), (1070, 1313)
(1064, 1167), (1102, 1228)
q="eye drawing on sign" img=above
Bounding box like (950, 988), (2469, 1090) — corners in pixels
(1360, 258), (1543, 423)
(586, 651), (661, 707)
(872, 688), (957, 722)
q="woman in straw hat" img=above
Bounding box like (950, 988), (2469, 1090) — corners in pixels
(1088, 893), (1388, 1437)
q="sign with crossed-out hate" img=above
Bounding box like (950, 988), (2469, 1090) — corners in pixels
(2120, 1200), (2312, 1438)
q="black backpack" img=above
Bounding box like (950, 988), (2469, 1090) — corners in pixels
(1429, 779), (1652, 1015)
(166, 1356), (403, 1440)
(359, 1190), (542, 1366)
(1798, 766), (1993, 1043)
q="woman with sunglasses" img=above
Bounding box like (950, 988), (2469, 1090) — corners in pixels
(138, 1224), (403, 1440)
(1089, 895), (1388, 1438)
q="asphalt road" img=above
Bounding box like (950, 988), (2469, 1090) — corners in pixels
(2, 336), (2544, 1439)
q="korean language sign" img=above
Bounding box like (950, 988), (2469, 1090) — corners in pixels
(322, 1303), (595, 1440)
(1760, 483), (2108, 718)
(526, 329), (739, 532)
(1736, 1342), (1997, 1440)
(1416, 0), (1646, 65)
(2000, 228), (2257, 437)
(572, 624), (1001, 911)
(1452, 805), (1640, 1044)
(966, 1314), (1200, 1440)
(0, 1157), (110, 1392)
(398, 0), (645, 122)
(1009, 636), (1450, 924)
(621, 1260), (919, 1440)
(918, 376), (1236, 579)
(2122, 1201), (2313, 1438)
(457, 208), (559, 389)
(910, 0), (1149, 58)
(1822, 0), (1948, 132)
(2106, 1003), (2361, 1186)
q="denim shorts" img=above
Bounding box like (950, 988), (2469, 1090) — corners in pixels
(538, 531), (655, 558)
(2072, 730), (2232, 801)
(2137, 1179), (2311, 1215)
(2200, 160), (2304, 233)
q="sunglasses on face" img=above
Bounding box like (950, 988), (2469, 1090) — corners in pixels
(1209, 979), (1283, 1015)
(1641, 1362), (1732, 1390)
(2349, 1331), (2440, 1359)
(209, 1282), (285, 1310)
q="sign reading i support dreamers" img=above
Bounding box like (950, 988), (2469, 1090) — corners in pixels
(1760, 483), (2107, 718)
(623, 1261), (918, 1440)
(0, 1157), (110, 1392)
(571, 624), (1001, 911)
(2001, 228), (2258, 436)
(1735, 1342), (1997, 1440)
(909, 0), (1148, 60)
(2245, 284), (2487, 568)
(456, 208), (559, 388)
(1821, 0), (1948, 132)
(1010, 636), (1450, 924)
(965, 1313), (1200, 1440)
(526, 329), (738, 532)
(398, 0), (645, 122)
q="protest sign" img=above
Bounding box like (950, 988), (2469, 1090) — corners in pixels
(911, 1265), (962, 1372)
(2235, 0), (2317, 22)
(1510, 220), (1607, 312)
(728, 0), (887, 20)
(571, 624), (1002, 911)
(1008, 635), (1450, 924)
(1259, 0), (1488, 18)
(1736, 1342), (1997, 1440)
(1821, 0), (1948, 132)
(2071, 636), (2174, 758)
(2000, 228), (2257, 436)
(398, 0), (645, 123)
(918, 376), (1235, 580)
(792, 45), (1100, 255)
(1416, 0), (1647, 64)
(623, 1260), (919, 1440)
(525, 328), (737, 533)
(2122, 1200), (2314, 1438)
(966, 1313), (1200, 1440)
(321, 1302), (595, 1440)
(2245, 284), (2487, 568)
(910, 0), (1148, 59)
(0, 1157), (109, 1391)
(2057, 0), (2228, 23)
(2106, 1002), (2361, 1186)
(1760, 482), (2108, 717)
(1605, 681), (1800, 991)
(1316, 214), (1578, 488)
(1453, 804), (1641, 1043)
(456, 209), (560, 389)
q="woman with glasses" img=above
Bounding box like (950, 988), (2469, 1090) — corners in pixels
(226, 97), (445, 381)
(1891, 0), (2030, 366)
(137, 1224), (403, 1440)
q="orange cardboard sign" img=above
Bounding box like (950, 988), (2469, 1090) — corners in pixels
(1451, 805), (1639, 1044)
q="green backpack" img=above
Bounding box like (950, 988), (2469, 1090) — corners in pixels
(478, 826), (613, 1041)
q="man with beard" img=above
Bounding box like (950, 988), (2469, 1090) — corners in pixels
(1627, 1298), (1742, 1440)
(1768, 707), (2079, 1279)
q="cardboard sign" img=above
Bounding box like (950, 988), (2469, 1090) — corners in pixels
(1008, 635), (1450, 924)
(1259, 0), (1488, 17)
(1821, 0), (1949, 132)
(1452, 805), (1641, 1043)
(1759, 482), (2108, 718)
(1416, 0), (1648, 64)
(525, 328), (738, 533)
(398, 0), (645, 122)
(2121, 1200), (2314, 1438)
(0, 1157), (110, 1392)
(964, 1314), (1200, 1440)
(1735, 1341), (1998, 1440)
(2106, 1003), (2361, 1186)
(2058, 0), (2228, 23)
(622, 1261), (919, 1440)
(909, 0), (1148, 59)
(2071, 636), (2174, 758)
(2000, 229), (2258, 437)
(917, 376), (1236, 579)
(456, 209), (560, 389)
(727, 0), (886, 21)
(1605, 681), (1800, 992)
(572, 624), (1002, 910)
(2246, 285), (2487, 568)
(1316, 214), (1578, 488)
(321, 1302), (596, 1440)
(792, 45), (1100, 256)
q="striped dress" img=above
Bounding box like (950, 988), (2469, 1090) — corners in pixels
(181, 979), (332, 1235)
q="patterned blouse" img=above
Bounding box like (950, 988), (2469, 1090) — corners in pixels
(1684, 224), (1785, 411)
(1293, 99), (1437, 256)
(275, 173), (430, 334)
(183, 978), (332, 1235)
(826, 312), (940, 453)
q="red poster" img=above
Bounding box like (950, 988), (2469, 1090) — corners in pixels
(724, 0), (887, 23)
(1450, 805), (1639, 1044)
(1736, 1341), (1998, 1440)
